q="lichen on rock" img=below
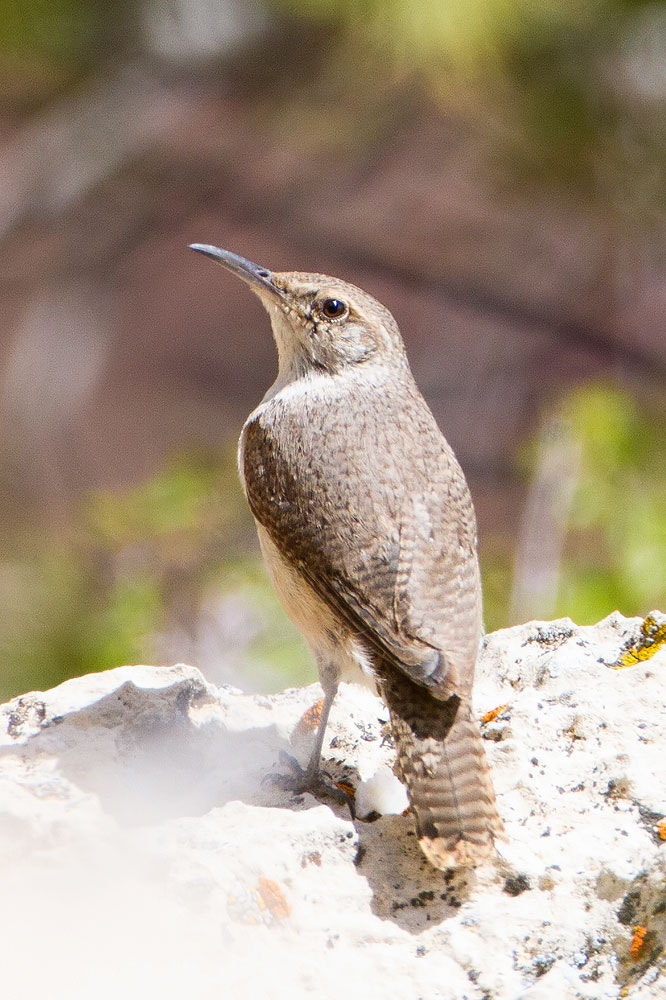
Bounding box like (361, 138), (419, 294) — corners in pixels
(0, 613), (664, 999)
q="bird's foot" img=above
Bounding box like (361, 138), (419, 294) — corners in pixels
(265, 751), (355, 818)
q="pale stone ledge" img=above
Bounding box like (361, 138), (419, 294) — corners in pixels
(0, 612), (664, 999)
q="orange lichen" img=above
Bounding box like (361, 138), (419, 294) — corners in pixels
(295, 698), (324, 735)
(334, 780), (355, 799)
(257, 877), (291, 920)
(630, 924), (647, 961)
(657, 819), (666, 842)
(481, 703), (509, 724)
(614, 614), (666, 668)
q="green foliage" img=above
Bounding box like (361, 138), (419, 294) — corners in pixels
(482, 382), (666, 630)
(0, 449), (311, 702)
(0, 0), (128, 111)
(0, 0), (121, 64)
(555, 384), (666, 622)
(268, 0), (666, 207)
(479, 535), (515, 634)
(272, 0), (597, 64)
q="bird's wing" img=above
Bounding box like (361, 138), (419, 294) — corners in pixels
(241, 393), (482, 695)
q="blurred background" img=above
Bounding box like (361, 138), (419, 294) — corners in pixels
(1, 0), (665, 701)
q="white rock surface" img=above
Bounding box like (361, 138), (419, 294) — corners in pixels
(0, 612), (664, 1000)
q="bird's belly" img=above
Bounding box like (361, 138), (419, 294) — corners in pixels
(255, 523), (376, 691)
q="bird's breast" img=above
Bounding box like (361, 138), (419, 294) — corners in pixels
(238, 370), (378, 491)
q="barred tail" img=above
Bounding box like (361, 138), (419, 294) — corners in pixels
(381, 670), (504, 869)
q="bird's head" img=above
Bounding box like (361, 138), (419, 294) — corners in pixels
(189, 244), (408, 383)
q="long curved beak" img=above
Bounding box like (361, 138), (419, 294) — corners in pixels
(188, 244), (288, 304)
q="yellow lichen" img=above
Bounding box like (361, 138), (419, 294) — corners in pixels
(257, 876), (292, 920)
(613, 614), (666, 669)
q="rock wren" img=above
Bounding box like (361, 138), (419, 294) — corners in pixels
(190, 244), (503, 868)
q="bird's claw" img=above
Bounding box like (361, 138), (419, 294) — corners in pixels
(264, 751), (355, 818)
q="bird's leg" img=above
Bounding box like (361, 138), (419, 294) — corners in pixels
(269, 680), (354, 815)
(303, 680), (337, 782)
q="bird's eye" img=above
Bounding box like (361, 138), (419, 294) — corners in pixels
(320, 298), (348, 320)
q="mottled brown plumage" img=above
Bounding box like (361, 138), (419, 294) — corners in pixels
(189, 244), (504, 868)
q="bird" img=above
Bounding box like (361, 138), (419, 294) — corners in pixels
(189, 243), (504, 869)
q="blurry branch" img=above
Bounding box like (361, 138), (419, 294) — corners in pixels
(0, 63), (193, 236)
(511, 414), (581, 622)
(0, 282), (111, 515)
(142, 0), (269, 60)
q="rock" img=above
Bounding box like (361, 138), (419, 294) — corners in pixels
(0, 613), (665, 999)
